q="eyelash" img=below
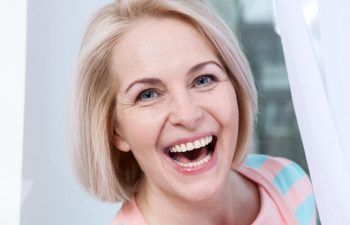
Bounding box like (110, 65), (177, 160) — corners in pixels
(136, 88), (160, 102)
(192, 74), (217, 88)
(135, 74), (217, 103)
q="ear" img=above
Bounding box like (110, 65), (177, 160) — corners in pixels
(112, 126), (131, 152)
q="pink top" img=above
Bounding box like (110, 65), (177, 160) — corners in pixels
(112, 154), (317, 225)
(252, 186), (286, 224)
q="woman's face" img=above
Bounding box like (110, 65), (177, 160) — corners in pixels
(112, 17), (239, 202)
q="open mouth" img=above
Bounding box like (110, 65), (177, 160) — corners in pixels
(167, 135), (217, 168)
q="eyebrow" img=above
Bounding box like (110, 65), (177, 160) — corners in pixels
(125, 78), (162, 93)
(125, 60), (223, 93)
(187, 60), (224, 75)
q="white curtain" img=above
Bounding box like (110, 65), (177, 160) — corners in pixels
(274, 0), (350, 224)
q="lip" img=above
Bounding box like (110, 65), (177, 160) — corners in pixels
(162, 133), (218, 175)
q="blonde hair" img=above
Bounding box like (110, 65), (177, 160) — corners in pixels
(71, 0), (257, 202)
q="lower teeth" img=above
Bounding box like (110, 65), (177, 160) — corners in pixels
(175, 153), (212, 168)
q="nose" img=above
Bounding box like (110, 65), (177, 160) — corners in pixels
(168, 91), (203, 129)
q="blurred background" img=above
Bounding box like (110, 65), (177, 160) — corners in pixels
(208, 0), (309, 173)
(3, 0), (309, 224)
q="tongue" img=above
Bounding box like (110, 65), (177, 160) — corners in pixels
(172, 146), (209, 164)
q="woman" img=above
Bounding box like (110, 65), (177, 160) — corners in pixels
(71, 0), (317, 224)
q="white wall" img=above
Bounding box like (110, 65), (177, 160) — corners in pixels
(0, 0), (27, 224)
(20, 0), (120, 224)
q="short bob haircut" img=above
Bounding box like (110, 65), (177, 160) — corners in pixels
(71, 0), (257, 202)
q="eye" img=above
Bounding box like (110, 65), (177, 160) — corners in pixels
(193, 74), (216, 88)
(136, 89), (159, 102)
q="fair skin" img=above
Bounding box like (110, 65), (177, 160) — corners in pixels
(112, 17), (260, 225)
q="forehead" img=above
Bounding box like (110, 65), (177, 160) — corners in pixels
(111, 17), (220, 84)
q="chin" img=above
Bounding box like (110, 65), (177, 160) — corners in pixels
(173, 174), (226, 203)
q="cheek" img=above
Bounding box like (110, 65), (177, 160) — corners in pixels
(118, 108), (164, 150)
(224, 91), (239, 125)
(118, 109), (167, 176)
(206, 85), (239, 125)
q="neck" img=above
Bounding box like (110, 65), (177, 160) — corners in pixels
(136, 170), (260, 225)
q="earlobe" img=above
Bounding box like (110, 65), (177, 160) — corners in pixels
(112, 127), (131, 152)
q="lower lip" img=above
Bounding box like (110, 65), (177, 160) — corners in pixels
(165, 144), (218, 175)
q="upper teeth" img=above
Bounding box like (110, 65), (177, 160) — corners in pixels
(169, 136), (213, 153)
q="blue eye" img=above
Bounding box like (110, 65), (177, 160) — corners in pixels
(136, 89), (158, 102)
(194, 75), (215, 87)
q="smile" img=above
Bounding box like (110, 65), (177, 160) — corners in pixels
(167, 135), (216, 168)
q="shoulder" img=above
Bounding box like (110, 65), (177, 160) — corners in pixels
(243, 154), (313, 199)
(244, 154), (308, 188)
(111, 198), (147, 225)
(242, 154), (318, 225)
(111, 204), (127, 225)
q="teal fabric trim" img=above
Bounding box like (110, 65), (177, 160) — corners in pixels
(244, 154), (269, 169)
(295, 194), (316, 225)
(272, 162), (306, 195)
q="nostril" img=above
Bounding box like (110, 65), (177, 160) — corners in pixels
(168, 105), (203, 128)
(167, 93), (204, 128)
